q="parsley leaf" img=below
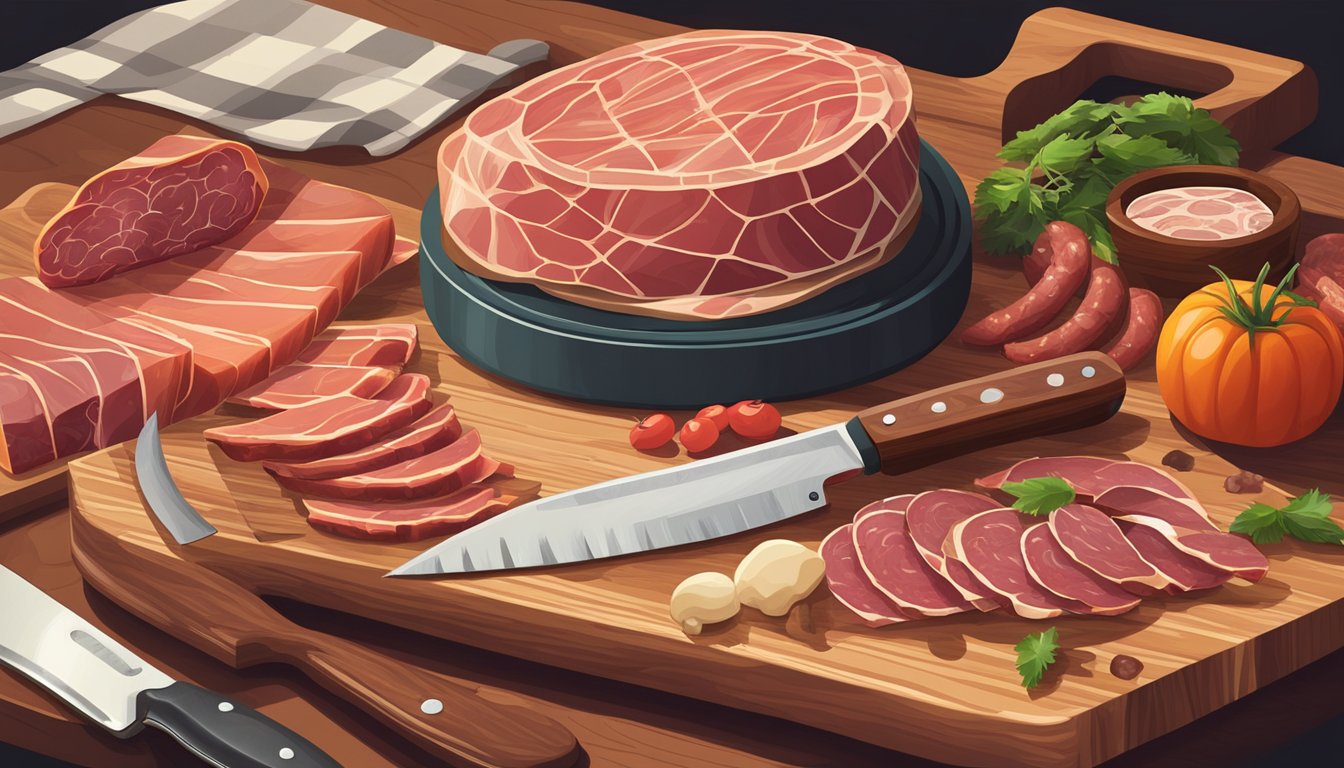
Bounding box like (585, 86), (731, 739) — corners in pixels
(1001, 477), (1076, 517)
(1230, 489), (1344, 546)
(974, 92), (1240, 260)
(1015, 627), (1060, 689)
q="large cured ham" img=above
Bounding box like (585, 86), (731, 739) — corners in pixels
(820, 523), (915, 627)
(1021, 523), (1141, 615)
(203, 374), (432, 462)
(273, 429), (511, 501)
(1047, 504), (1169, 594)
(902, 490), (1002, 610)
(35, 136), (268, 288)
(852, 497), (972, 617)
(303, 483), (526, 542)
(948, 509), (1086, 619)
(440, 30), (921, 320)
(264, 403), (462, 481)
(226, 365), (399, 410)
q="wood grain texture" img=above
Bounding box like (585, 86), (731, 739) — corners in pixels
(0, 1), (1340, 766)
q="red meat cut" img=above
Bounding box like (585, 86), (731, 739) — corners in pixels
(1046, 504), (1168, 594)
(264, 403), (462, 481)
(227, 365), (398, 410)
(303, 483), (525, 542)
(203, 374), (432, 462)
(36, 136), (268, 288)
(1021, 523), (1141, 615)
(947, 508), (1087, 619)
(440, 30), (921, 320)
(976, 456), (1192, 500)
(293, 324), (418, 368)
(1117, 521), (1231, 593)
(273, 429), (511, 501)
(852, 497), (973, 617)
(902, 489), (1003, 610)
(821, 523), (916, 627)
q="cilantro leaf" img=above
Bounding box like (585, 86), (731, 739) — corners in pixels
(999, 100), (1117, 162)
(1056, 170), (1118, 264)
(1230, 489), (1343, 546)
(1015, 627), (1060, 690)
(1116, 92), (1239, 166)
(1095, 133), (1193, 170)
(1002, 477), (1076, 517)
(1229, 503), (1287, 544)
(1036, 134), (1096, 176)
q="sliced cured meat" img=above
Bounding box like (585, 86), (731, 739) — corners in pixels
(852, 498), (973, 617)
(0, 351), (100, 459)
(178, 247), (364, 310)
(0, 373), (56, 473)
(1021, 523), (1141, 615)
(1094, 486), (1268, 582)
(304, 484), (522, 542)
(1004, 256), (1127, 364)
(203, 374), (432, 462)
(1102, 288), (1164, 370)
(264, 403), (461, 481)
(118, 259), (343, 330)
(962, 222), (1092, 346)
(1047, 504), (1168, 593)
(976, 456), (1192, 500)
(1117, 521), (1231, 593)
(293, 324), (418, 367)
(35, 135), (269, 288)
(441, 30), (920, 320)
(226, 365), (398, 410)
(821, 523), (915, 627)
(273, 429), (509, 501)
(903, 489), (1002, 610)
(947, 508), (1086, 619)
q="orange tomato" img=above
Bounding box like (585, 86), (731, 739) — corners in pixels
(1157, 269), (1344, 447)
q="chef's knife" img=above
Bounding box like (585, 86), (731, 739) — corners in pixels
(390, 351), (1126, 576)
(0, 564), (339, 768)
(132, 414), (581, 768)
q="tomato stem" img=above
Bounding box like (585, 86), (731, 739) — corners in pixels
(1208, 262), (1312, 345)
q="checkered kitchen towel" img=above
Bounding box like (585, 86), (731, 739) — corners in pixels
(0, 0), (547, 155)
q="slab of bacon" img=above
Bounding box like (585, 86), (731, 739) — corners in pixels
(1, 135), (413, 475)
(822, 457), (1268, 624)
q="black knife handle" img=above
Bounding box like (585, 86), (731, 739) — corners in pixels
(140, 682), (341, 768)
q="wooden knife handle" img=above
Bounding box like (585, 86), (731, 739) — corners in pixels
(851, 351), (1125, 474)
(276, 632), (580, 768)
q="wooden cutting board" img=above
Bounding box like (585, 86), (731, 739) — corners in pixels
(0, 182), (421, 525)
(63, 7), (1344, 768)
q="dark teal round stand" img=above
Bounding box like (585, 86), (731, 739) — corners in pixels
(420, 140), (972, 409)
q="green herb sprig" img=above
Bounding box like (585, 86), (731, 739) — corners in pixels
(1230, 489), (1344, 545)
(1015, 627), (1061, 689)
(1001, 476), (1076, 517)
(974, 93), (1241, 263)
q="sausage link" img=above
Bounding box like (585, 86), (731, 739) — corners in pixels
(961, 221), (1091, 346)
(1003, 256), (1128, 364)
(1102, 288), (1163, 370)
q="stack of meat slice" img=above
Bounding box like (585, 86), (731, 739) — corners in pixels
(204, 333), (530, 542)
(821, 457), (1267, 625)
(1, 135), (417, 474)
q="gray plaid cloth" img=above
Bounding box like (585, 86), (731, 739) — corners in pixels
(0, 0), (547, 155)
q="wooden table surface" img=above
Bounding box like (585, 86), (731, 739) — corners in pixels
(4, 1), (1344, 766)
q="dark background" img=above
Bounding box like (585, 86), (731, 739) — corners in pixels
(1, 1), (1340, 766)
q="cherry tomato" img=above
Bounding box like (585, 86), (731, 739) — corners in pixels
(629, 413), (675, 450)
(679, 416), (721, 453)
(728, 400), (781, 439)
(695, 404), (731, 431)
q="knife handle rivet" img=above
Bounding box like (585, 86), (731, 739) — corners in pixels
(1047, 372), (1065, 387)
(931, 401), (947, 414)
(881, 413), (896, 426)
(808, 491), (820, 502)
(217, 701), (234, 712)
(979, 387), (1004, 404)
(421, 698), (444, 715)
(279, 747), (295, 760)
(1081, 365), (1097, 378)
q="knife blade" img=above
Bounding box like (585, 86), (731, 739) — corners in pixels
(390, 351), (1126, 576)
(0, 564), (339, 768)
(133, 417), (581, 768)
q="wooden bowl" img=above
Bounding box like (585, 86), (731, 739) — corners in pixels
(1105, 165), (1300, 296)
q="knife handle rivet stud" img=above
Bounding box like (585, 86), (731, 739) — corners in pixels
(279, 747), (295, 760)
(1046, 372), (1065, 387)
(1081, 365), (1097, 378)
(217, 701), (234, 712)
(931, 401), (947, 414)
(808, 491), (820, 501)
(881, 413), (896, 426)
(421, 698), (444, 715)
